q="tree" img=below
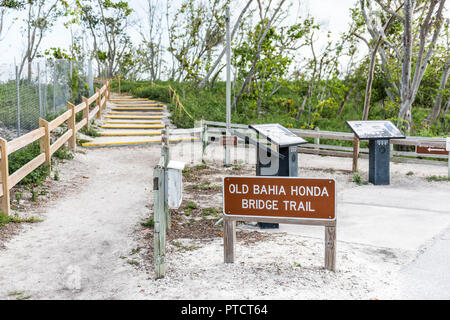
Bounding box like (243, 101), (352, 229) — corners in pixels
(230, 0), (287, 111)
(138, 0), (164, 81)
(0, 1), (24, 40)
(197, 0), (253, 89)
(17, 0), (67, 80)
(356, 0), (403, 120)
(356, 0), (447, 132)
(167, 0), (230, 82)
(77, 0), (133, 78)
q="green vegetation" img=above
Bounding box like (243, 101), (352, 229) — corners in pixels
(53, 146), (74, 160)
(141, 217), (154, 228)
(184, 202), (198, 216)
(0, 212), (43, 227)
(79, 126), (101, 137)
(426, 175), (450, 182)
(352, 172), (368, 186)
(127, 259), (139, 265)
(172, 241), (201, 252)
(8, 142), (50, 186)
(116, 79), (449, 141)
(201, 207), (220, 217)
(130, 247), (141, 255)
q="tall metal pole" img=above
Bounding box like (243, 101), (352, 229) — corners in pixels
(15, 65), (21, 137)
(38, 63), (43, 117)
(225, 6), (231, 166)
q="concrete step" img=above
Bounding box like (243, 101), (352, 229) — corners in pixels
(109, 99), (154, 102)
(81, 136), (199, 147)
(100, 124), (165, 129)
(104, 120), (162, 124)
(111, 107), (164, 112)
(99, 130), (162, 136)
(107, 111), (163, 115)
(112, 104), (164, 107)
(105, 115), (164, 119)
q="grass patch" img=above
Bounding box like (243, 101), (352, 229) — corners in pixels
(127, 259), (139, 265)
(130, 247), (141, 255)
(77, 139), (92, 146)
(79, 126), (101, 137)
(53, 170), (60, 181)
(184, 201), (198, 216)
(352, 172), (368, 186)
(172, 241), (201, 252)
(141, 217), (154, 228)
(426, 175), (450, 182)
(53, 146), (74, 160)
(0, 212), (43, 227)
(201, 207), (220, 217)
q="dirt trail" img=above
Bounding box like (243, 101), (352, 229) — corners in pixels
(0, 147), (159, 299)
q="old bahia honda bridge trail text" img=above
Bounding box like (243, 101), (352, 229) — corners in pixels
(227, 183), (331, 212)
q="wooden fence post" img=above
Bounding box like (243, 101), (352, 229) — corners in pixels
(0, 138), (10, 216)
(107, 80), (111, 100)
(315, 127), (320, 150)
(224, 217), (236, 263)
(39, 118), (51, 169)
(96, 88), (101, 120)
(67, 102), (76, 151)
(325, 225), (337, 271)
(352, 135), (360, 172)
(153, 165), (166, 279)
(82, 96), (90, 130)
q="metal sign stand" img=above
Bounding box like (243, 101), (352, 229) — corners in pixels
(251, 124), (307, 228)
(346, 120), (406, 185)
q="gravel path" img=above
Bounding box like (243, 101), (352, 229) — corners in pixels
(0, 142), (448, 299)
(0, 147), (159, 299)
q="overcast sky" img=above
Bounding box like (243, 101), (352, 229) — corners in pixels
(1, 0), (361, 68)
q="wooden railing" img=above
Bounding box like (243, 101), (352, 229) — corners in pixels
(0, 80), (111, 216)
(166, 85), (194, 121)
(202, 121), (449, 170)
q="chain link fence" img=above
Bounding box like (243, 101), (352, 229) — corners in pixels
(0, 59), (94, 141)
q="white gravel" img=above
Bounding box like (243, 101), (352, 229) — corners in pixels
(0, 142), (448, 300)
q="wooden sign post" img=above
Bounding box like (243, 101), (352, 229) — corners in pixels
(222, 176), (337, 271)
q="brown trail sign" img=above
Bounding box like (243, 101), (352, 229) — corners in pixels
(417, 145), (448, 155)
(222, 176), (337, 271)
(223, 176), (336, 221)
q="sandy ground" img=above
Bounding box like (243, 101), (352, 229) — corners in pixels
(0, 140), (449, 300)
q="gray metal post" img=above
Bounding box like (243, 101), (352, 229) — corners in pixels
(224, 6), (231, 166)
(88, 59), (93, 96)
(53, 62), (56, 113)
(369, 139), (391, 185)
(15, 65), (21, 137)
(38, 63), (43, 117)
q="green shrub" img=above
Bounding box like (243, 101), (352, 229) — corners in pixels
(8, 142), (50, 186)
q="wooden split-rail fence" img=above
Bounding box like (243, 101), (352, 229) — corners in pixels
(0, 80), (111, 216)
(201, 121), (449, 171)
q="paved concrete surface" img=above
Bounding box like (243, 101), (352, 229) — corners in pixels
(397, 226), (450, 299)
